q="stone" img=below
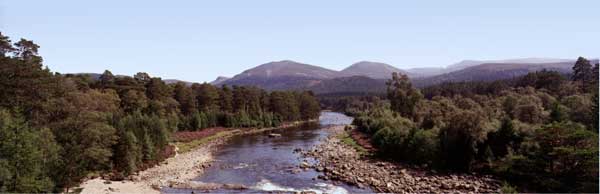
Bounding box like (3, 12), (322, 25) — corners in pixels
(268, 133), (281, 138)
(223, 183), (248, 190)
(357, 177), (365, 183)
(316, 167), (324, 172)
(300, 162), (310, 168)
(386, 182), (394, 188)
(400, 169), (408, 176)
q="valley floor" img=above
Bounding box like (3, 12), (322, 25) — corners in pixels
(302, 126), (503, 193)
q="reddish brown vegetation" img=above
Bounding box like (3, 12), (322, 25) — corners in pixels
(173, 128), (231, 142)
(350, 129), (376, 152)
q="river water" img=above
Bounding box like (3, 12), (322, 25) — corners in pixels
(163, 112), (372, 193)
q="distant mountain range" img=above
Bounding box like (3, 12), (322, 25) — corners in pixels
(216, 58), (596, 94)
(446, 58), (575, 72)
(217, 60), (406, 91)
(412, 60), (597, 87)
(68, 57), (597, 94)
(404, 58), (577, 78)
(340, 61), (409, 79)
(209, 76), (230, 85)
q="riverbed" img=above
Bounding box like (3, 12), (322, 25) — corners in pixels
(162, 112), (371, 193)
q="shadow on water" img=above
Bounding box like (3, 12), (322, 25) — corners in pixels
(163, 112), (371, 194)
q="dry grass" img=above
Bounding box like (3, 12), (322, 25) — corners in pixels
(175, 130), (239, 153)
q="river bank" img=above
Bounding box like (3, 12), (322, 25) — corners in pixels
(302, 126), (502, 193)
(79, 121), (312, 194)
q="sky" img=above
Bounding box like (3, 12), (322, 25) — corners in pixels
(1, 0), (598, 82)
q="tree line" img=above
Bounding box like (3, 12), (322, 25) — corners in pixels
(0, 32), (321, 192)
(351, 57), (599, 192)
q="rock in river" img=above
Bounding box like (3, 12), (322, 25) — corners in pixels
(268, 133), (282, 138)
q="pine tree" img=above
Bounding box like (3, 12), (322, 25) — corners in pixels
(572, 57), (593, 91)
(0, 110), (56, 192)
(386, 72), (423, 118)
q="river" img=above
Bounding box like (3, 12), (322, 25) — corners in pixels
(162, 112), (372, 193)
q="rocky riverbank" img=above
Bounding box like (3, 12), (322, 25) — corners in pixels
(302, 126), (502, 193)
(79, 137), (220, 194)
(79, 121), (313, 194)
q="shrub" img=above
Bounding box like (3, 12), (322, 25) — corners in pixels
(405, 128), (440, 165)
(494, 122), (598, 192)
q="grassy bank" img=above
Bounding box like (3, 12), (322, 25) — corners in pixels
(175, 130), (239, 153)
(336, 129), (369, 156)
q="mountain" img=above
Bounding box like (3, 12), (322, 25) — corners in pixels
(228, 60), (338, 80)
(216, 58), (596, 93)
(413, 60), (598, 87)
(210, 76), (230, 85)
(307, 76), (387, 94)
(406, 58), (581, 78)
(218, 60), (339, 91)
(219, 75), (320, 91)
(218, 60), (406, 92)
(446, 58), (574, 72)
(340, 61), (407, 79)
(405, 67), (446, 78)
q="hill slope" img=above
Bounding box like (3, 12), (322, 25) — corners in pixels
(340, 61), (407, 79)
(446, 58), (574, 71)
(307, 76), (387, 94)
(413, 60), (598, 87)
(228, 60), (338, 80)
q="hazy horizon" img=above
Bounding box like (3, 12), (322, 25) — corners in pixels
(2, 0), (598, 82)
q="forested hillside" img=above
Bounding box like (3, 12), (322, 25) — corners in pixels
(348, 58), (599, 192)
(0, 32), (320, 193)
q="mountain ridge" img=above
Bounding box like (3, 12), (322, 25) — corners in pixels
(340, 61), (408, 79)
(217, 58), (597, 93)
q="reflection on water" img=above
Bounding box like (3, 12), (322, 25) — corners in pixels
(163, 112), (370, 193)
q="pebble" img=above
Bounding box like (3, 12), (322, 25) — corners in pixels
(301, 126), (502, 193)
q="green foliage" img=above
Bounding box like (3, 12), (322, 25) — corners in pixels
(0, 110), (57, 192)
(298, 91), (321, 120)
(405, 128), (439, 165)
(495, 122), (598, 192)
(192, 83), (220, 112)
(561, 94), (594, 130)
(500, 182), (518, 193)
(439, 110), (486, 171)
(386, 72), (422, 118)
(549, 102), (568, 122)
(352, 63), (599, 192)
(50, 90), (120, 189)
(337, 130), (369, 156)
(572, 56), (594, 91)
(270, 91), (301, 121)
(114, 112), (169, 168)
(486, 118), (521, 159)
(0, 32), (321, 192)
(173, 82), (197, 115)
(592, 92), (599, 131)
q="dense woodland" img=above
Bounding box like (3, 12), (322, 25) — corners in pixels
(350, 58), (599, 192)
(0, 32), (320, 192)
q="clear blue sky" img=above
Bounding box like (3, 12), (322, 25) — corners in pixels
(1, 0), (598, 82)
